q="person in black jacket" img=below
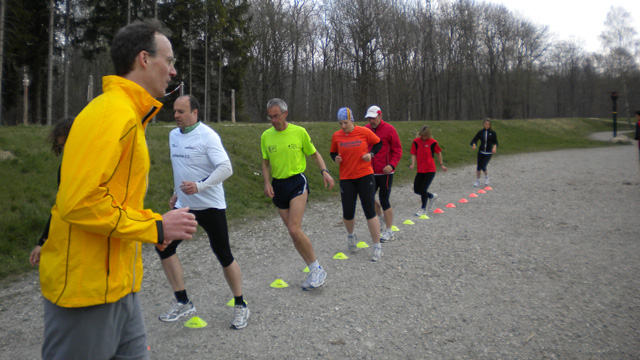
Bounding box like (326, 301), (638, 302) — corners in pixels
(470, 119), (498, 187)
(29, 118), (74, 266)
(634, 110), (640, 161)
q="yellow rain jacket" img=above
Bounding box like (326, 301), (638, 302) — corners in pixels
(40, 76), (164, 307)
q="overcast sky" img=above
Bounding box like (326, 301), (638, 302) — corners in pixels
(490, 0), (639, 53)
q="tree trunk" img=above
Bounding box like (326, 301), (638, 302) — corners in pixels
(46, 0), (54, 126)
(63, 0), (70, 119)
(0, 0), (6, 125)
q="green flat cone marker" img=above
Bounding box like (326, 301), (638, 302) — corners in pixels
(419, 214), (430, 220)
(403, 219), (415, 225)
(303, 266), (310, 273)
(333, 252), (349, 259)
(356, 241), (369, 248)
(270, 279), (289, 288)
(226, 299), (249, 307)
(184, 316), (208, 328)
(391, 225), (400, 232)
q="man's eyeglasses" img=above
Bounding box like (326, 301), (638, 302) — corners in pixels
(266, 113), (282, 121)
(147, 50), (177, 67)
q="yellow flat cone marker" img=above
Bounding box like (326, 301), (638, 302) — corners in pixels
(184, 316), (208, 328)
(270, 279), (289, 288)
(485, 186), (493, 191)
(459, 198), (469, 203)
(303, 266), (310, 273)
(477, 189), (486, 194)
(226, 299), (249, 307)
(419, 214), (430, 220)
(333, 252), (349, 259)
(391, 225), (400, 232)
(469, 193), (478, 198)
(434, 208), (444, 214)
(403, 219), (415, 225)
(446, 203), (456, 208)
(357, 241), (369, 248)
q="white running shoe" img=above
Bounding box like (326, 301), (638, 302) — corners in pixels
(159, 300), (196, 322)
(427, 193), (438, 212)
(230, 305), (250, 330)
(371, 246), (383, 262)
(380, 228), (394, 243)
(303, 267), (327, 291)
(473, 179), (479, 187)
(485, 177), (490, 186)
(415, 208), (426, 216)
(347, 233), (358, 253)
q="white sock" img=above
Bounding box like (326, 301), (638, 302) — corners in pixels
(309, 261), (320, 271)
(374, 243), (382, 249)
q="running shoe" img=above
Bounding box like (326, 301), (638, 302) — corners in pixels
(485, 177), (490, 186)
(415, 208), (426, 216)
(230, 304), (250, 330)
(473, 179), (479, 187)
(380, 228), (394, 243)
(371, 246), (383, 262)
(302, 267), (327, 291)
(348, 233), (358, 253)
(427, 193), (438, 212)
(158, 300), (196, 322)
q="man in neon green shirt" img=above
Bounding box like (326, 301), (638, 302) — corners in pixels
(261, 98), (334, 291)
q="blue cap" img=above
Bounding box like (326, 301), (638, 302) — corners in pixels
(337, 107), (353, 122)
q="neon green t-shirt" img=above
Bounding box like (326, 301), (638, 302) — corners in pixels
(261, 123), (317, 179)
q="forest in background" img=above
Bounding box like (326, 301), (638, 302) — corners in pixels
(0, 0), (638, 126)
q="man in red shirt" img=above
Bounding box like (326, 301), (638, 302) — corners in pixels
(364, 106), (402, 242)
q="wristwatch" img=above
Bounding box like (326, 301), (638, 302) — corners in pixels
(321, 168), (330, 175)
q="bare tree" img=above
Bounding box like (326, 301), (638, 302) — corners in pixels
(46, 0), (54, 126)
(599, 6), (640, 125)
(0, 0), (6, 125)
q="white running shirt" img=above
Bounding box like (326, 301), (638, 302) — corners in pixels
(169, 123), (231, 210)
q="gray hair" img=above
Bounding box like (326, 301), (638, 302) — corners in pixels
(266, 98), (288, 112)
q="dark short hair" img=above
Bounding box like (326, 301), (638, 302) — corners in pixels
(110, 19), (171, 76)
(636, 110), (640, 116)
(177, 95), (201, 113)
(49, 118), (74, 156)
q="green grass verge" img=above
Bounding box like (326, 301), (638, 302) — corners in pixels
(0, 118), (620, 280)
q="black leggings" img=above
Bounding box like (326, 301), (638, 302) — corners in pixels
(477, 153), (493, 172)
(374, 174), (394, 211)
(340, 174), (377, 220)
(155, 208), (235, 268)
(413, 172), (436, 208)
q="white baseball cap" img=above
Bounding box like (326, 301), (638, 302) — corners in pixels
(365, 105), (382, 119)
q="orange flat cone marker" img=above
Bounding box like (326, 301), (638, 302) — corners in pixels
(433, 208), (444, 214)
(484, 186), (493, 191)
(459, 198), (469, 203)
(446, 203), (456, 208)
(477, 190), (486, 194)
(469, 193), (478, 198)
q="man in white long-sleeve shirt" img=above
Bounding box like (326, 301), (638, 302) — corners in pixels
(156, 95), (249, 330)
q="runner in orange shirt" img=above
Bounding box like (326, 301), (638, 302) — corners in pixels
(330, 107), (384, 262)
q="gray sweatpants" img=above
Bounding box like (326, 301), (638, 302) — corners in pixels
(42, 293), (148, 360)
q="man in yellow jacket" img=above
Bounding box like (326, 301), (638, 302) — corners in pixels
(39, 19), (198, 360)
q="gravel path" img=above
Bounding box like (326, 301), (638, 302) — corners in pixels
(1, 138), (639, 359)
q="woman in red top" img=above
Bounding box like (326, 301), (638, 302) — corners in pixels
(410, 125), (448, 216)
(330, 107), (384, 261)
